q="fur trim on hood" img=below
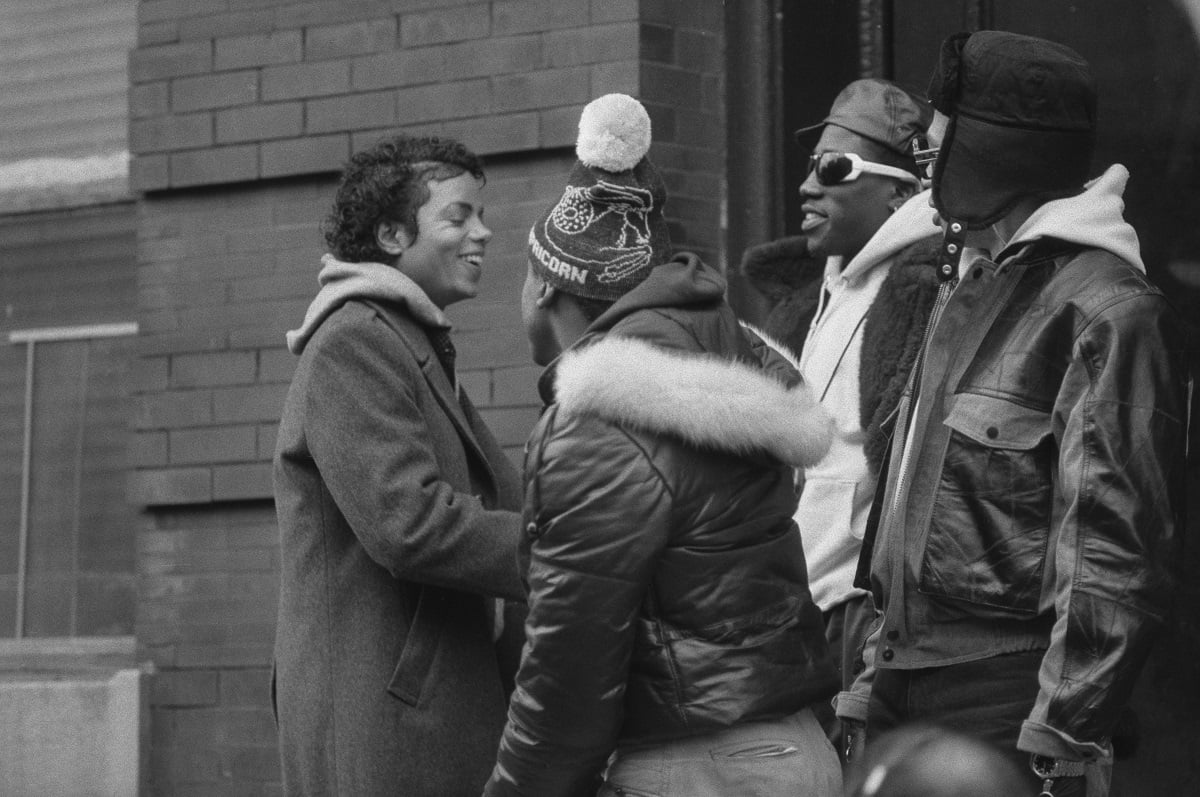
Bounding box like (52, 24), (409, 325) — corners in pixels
(286, 254), (450, 354)
(553, 336), (834, 468)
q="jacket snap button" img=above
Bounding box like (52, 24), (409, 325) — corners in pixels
(882, 648), (895, 662)
(525, 522), (538, 535)
(986, 426), (999, 439)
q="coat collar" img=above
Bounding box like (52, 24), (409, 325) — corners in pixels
(549, 336), (833, 468)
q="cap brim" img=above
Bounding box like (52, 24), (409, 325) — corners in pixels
(933, 114), (1093, 228)
(792, 120), (825, 148)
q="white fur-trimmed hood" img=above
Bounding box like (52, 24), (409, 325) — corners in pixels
(553, 336), (834, 467)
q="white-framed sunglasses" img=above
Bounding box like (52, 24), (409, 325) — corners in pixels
(806, 151), (921, 186)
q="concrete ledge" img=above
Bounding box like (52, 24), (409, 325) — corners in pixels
(0, 647), (150, 796)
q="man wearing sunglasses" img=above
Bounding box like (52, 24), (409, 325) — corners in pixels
(740, 77), (941, 749)
(840, 32), (1189, 796)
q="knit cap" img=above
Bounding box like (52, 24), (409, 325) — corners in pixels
(528, 93), (671, 301)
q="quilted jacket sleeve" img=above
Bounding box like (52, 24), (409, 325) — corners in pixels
(302, 311), (524, 601)
(1018, 290), (1187, 760)
(485, 408), (672, 797)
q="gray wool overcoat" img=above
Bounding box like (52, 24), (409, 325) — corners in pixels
(272, 298), (524, 796)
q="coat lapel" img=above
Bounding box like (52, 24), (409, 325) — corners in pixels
(364, 301), (501, 497)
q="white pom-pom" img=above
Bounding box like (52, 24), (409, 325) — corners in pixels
(576, 93), (651, 173)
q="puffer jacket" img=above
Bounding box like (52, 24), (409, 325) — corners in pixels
(846, 166), (1189, 761)
(484, 254), (839, 797)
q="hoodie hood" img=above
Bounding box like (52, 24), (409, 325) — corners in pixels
(552, 336), (833, 468)
(1003, 164), (1144, 272)
(838, 188), (940, 283)
(286, 254), (450, 354)
(585, 251), (726, 334)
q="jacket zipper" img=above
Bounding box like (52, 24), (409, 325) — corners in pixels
(889, 274), (957, 518)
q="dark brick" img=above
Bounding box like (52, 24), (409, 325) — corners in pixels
(477, 406), (540, 447)
(272, 0), (395, 28)
(677, 28), (720, 72)
(590, 60), (640, 96)
(306, 91), (396, 134)
(257, 423), (278, 460)
(138, 21), (180, 47)
(442, 112), (539, 155)
(132, 431), (170, 468)
(399, 3), (490, 47)
(457, 370), (491, 404)
(395, 79), (492, 124)
(178, 10), (277, 42)
(260, 134), (349, 178)
(136, 390), (214, 429)
(493, 0), (588, 36)
(134, 356), (172, 393)
(492, 365), (543, 406)
(212, 384), (289, 424)
(590, 0), (638, 23)
(172, 71), (260, 113)
(491, 67), (591, 114)
(139, 0), (227, 24)
(131, 113), (214, 154)
(153, 669), (220, 707)
(304, 18), (397, 61)
(130, 40), (213, 83)
(169, 425), (259, 465)
(131, 154), (171, 192)
(172, 351), (258, 389)
(639, 62), (704, 108)
(170, 145), (259, 188)
(639, 23), (675, 64)
(216, 104), (304, 144)
(128, 467), (212, 506)
(212, 463), (274, 500)
(538, 106), (578, 148)
(215, 31), (303, 71)
(262, 60), (351, 101)
(544, 22), (638, 67)
(352, 48), (437, 90)
(131, 81), (171, 119)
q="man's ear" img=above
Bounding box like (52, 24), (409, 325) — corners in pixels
(889, 181), (918, 212)
(376, 220), (411, 257)
(535, 282), (558, 309)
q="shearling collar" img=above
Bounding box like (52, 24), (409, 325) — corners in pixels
(550, 336), (833, 468)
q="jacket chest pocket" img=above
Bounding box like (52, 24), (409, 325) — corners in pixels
(919, 393), (1055, 615)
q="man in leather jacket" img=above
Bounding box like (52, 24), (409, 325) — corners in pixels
(837, 31), (1189, 797)
(484, 94), (842, 797)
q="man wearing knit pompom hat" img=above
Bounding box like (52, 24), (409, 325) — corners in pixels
(484, 93), (844, 796)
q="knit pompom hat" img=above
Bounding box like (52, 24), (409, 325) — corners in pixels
(528, 93), (671, 301)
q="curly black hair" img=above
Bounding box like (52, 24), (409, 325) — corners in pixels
(322, 135), (485, 263)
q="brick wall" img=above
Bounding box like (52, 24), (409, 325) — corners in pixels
(128, 0), (643, 192)
(130, 1), (727, 793)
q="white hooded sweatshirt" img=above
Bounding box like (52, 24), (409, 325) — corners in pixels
(794, 189), (939, 611)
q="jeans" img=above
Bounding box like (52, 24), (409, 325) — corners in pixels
(597, 708), (841, 797)
(867, 650), (1104, 797)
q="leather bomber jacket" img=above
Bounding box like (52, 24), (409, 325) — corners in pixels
(866, 240), (1188, 756)
(485, 255), (839, 796)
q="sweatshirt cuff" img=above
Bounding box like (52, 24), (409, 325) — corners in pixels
(833, 689), (870, 723)
(1018, 720), (1112, 762)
